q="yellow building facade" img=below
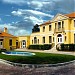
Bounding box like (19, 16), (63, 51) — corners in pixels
(0, 27), (18, 50)
(30, 12), (75, 47)
(18, 36), (30, 48)
(0, 28), (30, 50)
(0, 12), (75, 50)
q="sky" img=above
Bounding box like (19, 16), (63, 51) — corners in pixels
(0, 0), (75, 36)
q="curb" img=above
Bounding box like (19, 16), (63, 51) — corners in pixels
(0, 59), (75, 68)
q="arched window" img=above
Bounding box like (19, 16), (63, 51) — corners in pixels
(34, 37), (37, 44)
(57, 34), (62, 37)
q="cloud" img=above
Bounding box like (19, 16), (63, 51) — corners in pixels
(25, 10), (54, 17)
(11, 9), (54, 24)
(0, 23), (31, 36)
(12, 9), (54, 17)
(27, 0), (75, 14)
(28, 16), (44, 24)
(11, 11), (22, 16)
(2, 0), (26, 5)
(0, 0), (75, 36)
(2, 0), (75, 13)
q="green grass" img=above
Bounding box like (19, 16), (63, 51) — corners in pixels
(0, 52), (75, 64)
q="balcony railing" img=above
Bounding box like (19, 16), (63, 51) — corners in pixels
(54, 27), (65, 33)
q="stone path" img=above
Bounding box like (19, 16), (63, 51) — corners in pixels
(0, 61), (75, 75)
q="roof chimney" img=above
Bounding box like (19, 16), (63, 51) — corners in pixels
(0, 30), (2, 34)
(4, 27), (8, 33)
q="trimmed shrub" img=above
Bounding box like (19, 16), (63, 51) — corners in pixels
(0, 49), (6, 53)
(28, 44), (52, 50)
(57, 44), (75, 51)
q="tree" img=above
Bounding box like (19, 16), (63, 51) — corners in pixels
(32, 24), (40, 33)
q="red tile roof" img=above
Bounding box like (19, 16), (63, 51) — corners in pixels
(65, 12), (75, 18)
(40, 21), (51, 26)
(0, 31), (16, 37)
(39, 12), (75, 26)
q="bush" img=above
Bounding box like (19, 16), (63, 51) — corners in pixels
(57, 44), (75, 51)
(0, 49), (6, 53)
(28, 44), (52, 50)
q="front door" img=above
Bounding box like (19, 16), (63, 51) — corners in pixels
(57, 34), (62, 44)
(58, 37), (62, 44)
(22, 40), (26, 48)
(0, 41), (3, 48)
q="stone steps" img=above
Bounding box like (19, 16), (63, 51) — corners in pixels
(50, 46), (57, 52)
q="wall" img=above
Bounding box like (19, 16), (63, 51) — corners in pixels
(30, 14), (74, 46)
(3, 37), (17, 50)
(18, 36), (30, 48)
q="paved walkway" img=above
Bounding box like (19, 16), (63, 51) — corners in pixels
(0, 60), (75, 75)
(15, 48), (75, 56)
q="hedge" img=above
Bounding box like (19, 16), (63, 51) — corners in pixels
(0, 49), (7, 53)
(56, 44), (75, 51)
(28, 44), (52, 50)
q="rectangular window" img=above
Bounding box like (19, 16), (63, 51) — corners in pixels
(34, 37), (37, 44)
(16, 40), (18, 46)
(62, 21), (64, 28)
(38, 39), (39, 44)
(16, 40), (18, 48)
(58, 22), (61, 28)
(65, 36), (66, 41)
(43, 37), (45, 43)
(53, 37), (54, 42)
(9, 39), (12, 46)
(49, 36), (52, 43)
(58, 38), (59, 42)
(32, 40), (33, 44)
(74, 20), (75, 27)
(74, 34), (75, 43)
(49, 25), (51, 31)
(43, 26), (45, 32)
(0, 41), (2, 45)
(55, 23), (57, 29)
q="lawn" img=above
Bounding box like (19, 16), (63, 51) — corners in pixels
(0, 52), (75, 64)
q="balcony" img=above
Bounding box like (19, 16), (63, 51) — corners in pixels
(54, 27), (65, 33)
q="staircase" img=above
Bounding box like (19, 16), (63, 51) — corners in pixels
(50, 46), (57, 52)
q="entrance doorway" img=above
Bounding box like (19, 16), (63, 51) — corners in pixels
(22, 40), (26, 48)
(57, 34), (62, 44)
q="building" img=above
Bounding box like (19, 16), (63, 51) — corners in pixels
(18, 36), (30, 48)
(0, 27), (18, 50)
(0, 27), (30, 50)
(30, 12), (75, 47)
(0, 12), (75, 50)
